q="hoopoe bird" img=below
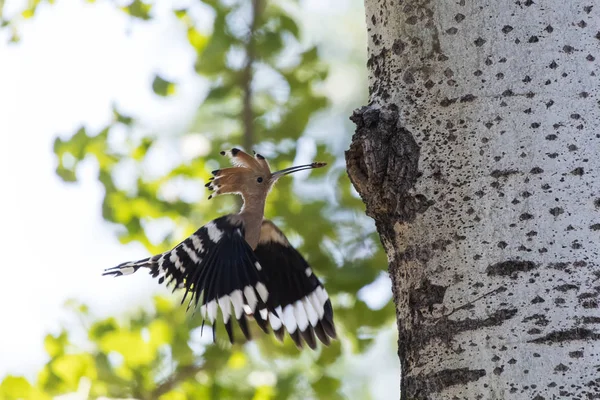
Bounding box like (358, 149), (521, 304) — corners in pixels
(104, 148), (336, 349)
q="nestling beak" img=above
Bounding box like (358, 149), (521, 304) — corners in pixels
(271, 162), (327, 181)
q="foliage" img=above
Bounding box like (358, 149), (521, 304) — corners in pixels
(1, 0), (393, 398)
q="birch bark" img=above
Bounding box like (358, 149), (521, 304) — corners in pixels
(346, 0), (600, 398)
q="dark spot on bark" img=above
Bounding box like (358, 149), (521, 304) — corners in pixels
(586, 54), (595, 61)
(502, 89), (514, 96)
(563, 45), (575, 53)
(405, 368), (486, 396)
(446, 27), (458, 35)
(490, 169), (519, 178)
(523, 314), (549, 326)
(528, 328), (542, 334)
(545, 25), (554, 33)
(595, 198), (600, 208)
(498, 241), (508, 249)
(520, 213), (534, 221)
(577, 20), (587, 28)
(410, 279), (447, 309)
(590, 224), (600, 231)
(531, 296), (545, 304)
(531, 122), (540, 128)
(454, 13), (465, 22)
(571, 167), (584, 176)
(530, 167), (543, 174)
(487, 260), (537, 277)
(546, 134), (557, 140)
(549, 207), (564, 216)
(583, 300), (598, 308)
(521, 191), (532, 198)
(549, 262), (569, 271)
(582, 316), (600, 324)
(554, 363), (569, 372)
(569, 350), (583, 358)
(392, 39), (405, 55)
(541, 183), (551, 190)
(403, 70), (415, 84)
(549, 60), (558, 69)
(424, 80), (435, 89)
(493, 366), (504, 375)
(474, 37), (486, 47)
(529, 328), (600, 344)
(532, 396), (545, 400)
(596, 31), (600, 40)
(578, 292), (598, 300)
(555, 283), (579, 292)
(568, 144), (578, 151)
(502, 25), (513, 34)
(528, 36), (539, 43)
(440, 97), (457, 107)
(406, 15), (418, 25)
(570, 113), (581, 119)
(460, 94), (477, 102)
(584, 5), (593, 13)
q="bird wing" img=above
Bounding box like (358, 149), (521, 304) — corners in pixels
(103, 215), (270, 343)
(253, 220), (336, 349)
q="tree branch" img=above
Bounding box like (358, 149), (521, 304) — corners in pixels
(241, 0), (262, 152)
(151, 364), (204, 398)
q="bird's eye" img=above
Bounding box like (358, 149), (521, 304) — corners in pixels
(257, 177), (263, 183)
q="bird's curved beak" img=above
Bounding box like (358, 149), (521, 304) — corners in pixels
(271, 162), (327, 180)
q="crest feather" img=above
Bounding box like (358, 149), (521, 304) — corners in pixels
(220, 148), (261, 169)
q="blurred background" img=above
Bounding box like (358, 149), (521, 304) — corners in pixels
(0, 0), (399, 398)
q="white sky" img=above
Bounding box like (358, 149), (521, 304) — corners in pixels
(0, 0), (398, 398)
(0, 0), (204, 378)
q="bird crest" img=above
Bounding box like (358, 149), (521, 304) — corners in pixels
(205, 148), (325, 200)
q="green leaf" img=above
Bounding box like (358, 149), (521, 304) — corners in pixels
(187, 27), (209, 52)
(152, 75), (177, 97)
(113, 106), (133, 125)
(52, 354), (96, 389)
(312, 375), (343, 399)
(121, 0), (152, 20)
(100, 329), (156, 367)
(44, 331), (68, 358)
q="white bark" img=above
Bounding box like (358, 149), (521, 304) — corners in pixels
(347, 0), (600, 398)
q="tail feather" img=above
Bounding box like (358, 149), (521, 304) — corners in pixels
(103, 254), (162, 277)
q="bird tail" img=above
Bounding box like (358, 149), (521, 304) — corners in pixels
(103, 254), (163, 277)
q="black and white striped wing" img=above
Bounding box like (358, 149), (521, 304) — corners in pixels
(253, 220), (336, 349)
(103, 215), (270, 343)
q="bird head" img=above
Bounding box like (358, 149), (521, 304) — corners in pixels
(205, 148), (326, 203)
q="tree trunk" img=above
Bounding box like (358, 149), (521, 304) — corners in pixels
(346, 0), (600, 398)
